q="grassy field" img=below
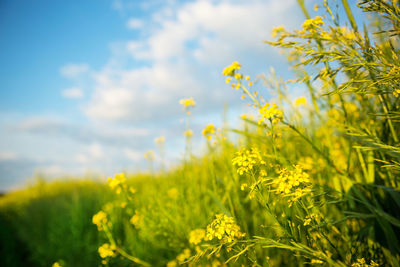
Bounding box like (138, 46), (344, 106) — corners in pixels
(1, 0), (400, 266)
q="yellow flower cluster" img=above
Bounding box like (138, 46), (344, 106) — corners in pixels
(301, 16), (324, 33)
(303, 213), (323, 226)
(184, 129), (193, 137)
(179, 97), (196, 108)
(222, 61), (241, 76)
(154, 136), (165, 144)
(394, 89), (400, 97)
(351, 258), (379, 267)
(180, 97), (196, 115)
(271, 26), (286, 38)
(92, 210), (107, 231)
(202, 124), (215, 140)
(272, 165), (312, 206)
(205, 214), (245, 243)
(189, 228), (206, 245)
(98, 243), (116, 258)
(175, 248), (191, 264)
(130, 211), (143, 229)
(232, 147), (266, 175)
(258, 103), (283, 125)
(108, 173), (127, 194)
(144, 150), (154, 161)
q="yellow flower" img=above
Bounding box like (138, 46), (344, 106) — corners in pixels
(205, 214), (245, 243)
(394, 89), (400, 97)
(98, 243), (116, 258)
(176, 248), (191, 263)
(295, 96), (307, 106)
(225, 77), (231, 84)
(130, 211), (143, 228)
(184, 129), (193, 137)
(271, 26), (285, 37)
(234, 73), (243, 80)
(351, 258), (379, 267)
(302, 16), (324, 33)
(272, 165), (312, 206)
(232, 147), (266, 175)
(179, 97), (196, 108)
(154, 136), (165, 144)
(202, 124), (216, 140)
(92, 211), (107, 230)
(107, 173), (126, 190)
(189, 229), (206, 245)
(258, 103), (283, 125)
(222, 61), (241, 76)
(52, 262), (62, 267)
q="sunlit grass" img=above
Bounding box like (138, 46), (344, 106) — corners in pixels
(1, 0), (400, 266)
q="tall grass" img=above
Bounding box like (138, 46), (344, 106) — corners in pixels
(1, 0), (400, 266)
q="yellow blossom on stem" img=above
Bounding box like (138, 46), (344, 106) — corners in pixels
(92, 210), (108, 230)
(222, 61), (241, 76)
(232, 147), (266, 175)
(184, 129), (193, 137)
(258, 103), (283, 125)
(189, 229), (206, 245)
(179, 97), (196, 108)
(205, 214), (245, 243)
(202, 124), (216, 140)
(98, 243), (116, 258)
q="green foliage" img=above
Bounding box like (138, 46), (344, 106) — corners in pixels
(1, 0), (400, 266)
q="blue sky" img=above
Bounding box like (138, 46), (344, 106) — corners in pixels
(0, 0), (364, 191)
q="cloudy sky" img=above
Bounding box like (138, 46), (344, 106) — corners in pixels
(0, 0), (364, 191)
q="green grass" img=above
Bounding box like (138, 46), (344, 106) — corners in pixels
(1, 0), (400, 266)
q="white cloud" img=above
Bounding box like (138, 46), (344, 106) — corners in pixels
(61, 87), (84, 99)
(83, 0), (301, 123)
(60, 63), (90, 79)
(127, 18), (144, 29)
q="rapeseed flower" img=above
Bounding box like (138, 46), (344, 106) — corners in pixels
(202, 124), (215, 140)
(301, 16), (324, 33)
(232, 147), (266, 175)
(184, 129), (193, 137)
(222, 61), (241, 76)
(107, 173), (126, 193)
(189, 229), (205, 245)
(272, 165), (312, 206)
(92, 210), (108, 230)
(98, 243), (116, 258)
(258, 103), (283, 125)
(206, 214), (245, 243)
(179, 97), (196, 108)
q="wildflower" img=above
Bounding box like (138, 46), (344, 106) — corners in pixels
(240, 183), (248, 191)
(222, 61), (241, 76)
(313, 4), (319, 11)
(108, 173), (126, 192)
(234, 73), (243, 80)
(179, 97), (196, 108)
(394, 89), (400, 97)
(271, 26), (285, 38)
(98, 243), (116, 258)
(272, 165), (312, 206)
(176, 248), (191, 263)
(52, 262), (62, 267)
(154, 136), (165, 144)
(92, 211), (107, 230)
(225, 77), (231, 84)
(295, 96), (307, 106)
(232, 147), (266, 175)
(302, 16), (324, 33)
(184, 129), (193, 137)
(205, 214), (245, 243)
(202, 124), (215, 140)
(130, 211), (143, 228)
(189, 229), (206, 245)
(245, 75), (250, 81)
(258, 103), (283, 125)
(248, 82), (253, 86)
